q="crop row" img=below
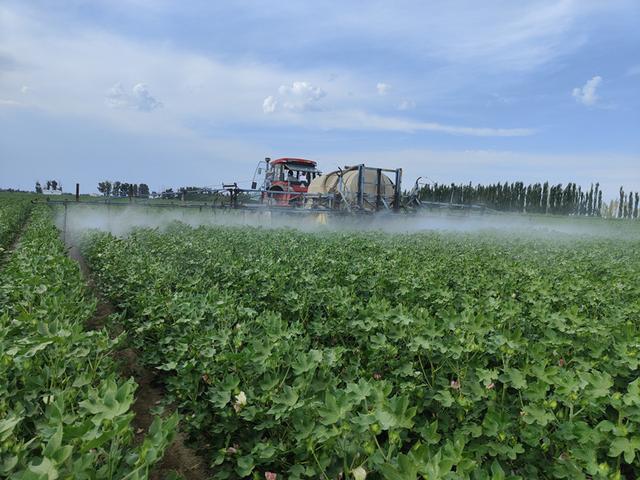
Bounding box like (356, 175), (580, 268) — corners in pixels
(0, 195), (33, 252)
(0, 206), (176, 479)
(82, 223), (640, 479)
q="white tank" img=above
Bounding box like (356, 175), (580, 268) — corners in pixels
(306, 166), (396, 210)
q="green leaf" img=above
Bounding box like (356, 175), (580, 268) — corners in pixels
(252, 442), (276, 460)
(380, 453), (419, 480)
(235, 454), (255, 477)
(25, 456), (58, 480)
(24, 341), (53, 358)
(291, 349), (323, 375)
(318, 392), (351, 425)
(624, 379), (640, 406)
(0, 415), (22, 442)
(585, 371), (613, 398)
(608, 437), (640, 464)
(79, 378), (135, 423)
(505, 368), (527, 390)
(490, 459), (506, 480)
(276, 385), (299, 408)
(416, 420), (441, 445)
(0, 454), (19, 475)
(209, 389), (232, 409)
(157, 361), (177, 371)
(375, 395), (416, 430)
(521, 405), (555, 426)
(71, 373), (92, 388)
(345, 379), (373, 402)
(434, 390), (454, 407)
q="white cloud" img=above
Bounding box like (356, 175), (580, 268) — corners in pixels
(397, 99), (416, 111)
(262, 95), (277, 114)
(105, 82), (162, 111)
(572, 76), (602, 106)
(132, 83), (162, 111)
(376, 82), (391, 95)
(1, 4), (535, 141)
(105, 83), (129, 109)
(20, 85), (29, 94)
(0, 4), (287, 128)
(263, 81), (326, 113)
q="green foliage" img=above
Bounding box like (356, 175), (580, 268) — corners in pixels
(418, 181), (630, 218)
(0, 207), (176, 479)
(82, 222), (640, 478)
(0, 194), (32, 253)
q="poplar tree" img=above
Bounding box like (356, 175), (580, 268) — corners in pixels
(597, 190), (603, 216)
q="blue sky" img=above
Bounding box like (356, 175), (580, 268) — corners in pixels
(0, 0), (638, 198)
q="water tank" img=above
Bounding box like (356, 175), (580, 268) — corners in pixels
(306, 166), (396, 210)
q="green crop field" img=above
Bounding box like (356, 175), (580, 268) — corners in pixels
(2, 193), (640, 479)
(0, 201), (175, 479)
(0, 193), (34, 253)
(79, 220), (640, 479)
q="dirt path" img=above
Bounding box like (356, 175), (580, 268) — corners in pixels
(67, 245), (212, 480)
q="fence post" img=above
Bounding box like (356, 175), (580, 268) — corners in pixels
(357, 164), (365, 209)
(63, 201), (68, 245)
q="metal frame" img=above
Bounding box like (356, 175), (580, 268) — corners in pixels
(349, 164), (403, 212)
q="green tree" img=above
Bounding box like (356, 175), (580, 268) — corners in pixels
(618, 187), (625, 218)
(97, 180), (112, 196)
(139, 183), (150, 197)
(597, 190), (603, 216)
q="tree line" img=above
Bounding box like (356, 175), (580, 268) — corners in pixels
(97, 181), (150, 198)
(35, 180), (63, 193)
(617, 187), (640, 219)
(418, 181), (639, 219)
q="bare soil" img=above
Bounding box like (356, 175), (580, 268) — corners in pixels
(67, 244), (212, 480)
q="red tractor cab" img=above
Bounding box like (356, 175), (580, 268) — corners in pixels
(254, 157), (321, 205)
